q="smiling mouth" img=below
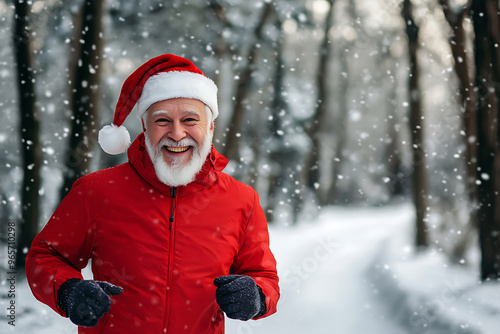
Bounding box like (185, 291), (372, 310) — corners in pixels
(165, 146), (191, 153)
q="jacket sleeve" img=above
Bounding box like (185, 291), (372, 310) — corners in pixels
(25, 176), (95, 317)
(230, 190), (280, 319)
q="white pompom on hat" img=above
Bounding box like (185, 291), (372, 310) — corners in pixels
(98, 124), (131, 155)
(98, 54), (219, 155)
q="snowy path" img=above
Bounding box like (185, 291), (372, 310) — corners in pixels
(226, 203), (413, 334)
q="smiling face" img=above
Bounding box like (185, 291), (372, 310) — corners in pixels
(143, 98), (214, 186)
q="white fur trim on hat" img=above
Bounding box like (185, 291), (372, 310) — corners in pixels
(98, 124), (131, 155)
(136, 71), (219, 120)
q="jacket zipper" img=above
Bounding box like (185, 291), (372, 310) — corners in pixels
(164, 186), (177, 332)
(169, 187), (177, 229)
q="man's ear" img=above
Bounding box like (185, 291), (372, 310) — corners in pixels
(141, 118), (146, 132)
(210, 121), (214, 133)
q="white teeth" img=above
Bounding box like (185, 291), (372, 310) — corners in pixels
(166, 146), (190, 153)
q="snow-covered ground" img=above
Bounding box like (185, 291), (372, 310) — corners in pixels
(2, 202), (499, 333)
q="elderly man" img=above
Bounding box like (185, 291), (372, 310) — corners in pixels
(26, 54), (279, 333)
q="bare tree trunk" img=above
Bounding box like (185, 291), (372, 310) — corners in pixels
(439, 0), (479, 260)
(266, 13), (301, 223)
(304, 0), (335, 198)
(472, 0), (500, 280)
(207, 1), (234, 147)
(486, 1), (500, 276)
(384, 76), (405, 198)
(13, 0), (42, 270)
(326, 41), (348, 204)
(246, 98), (264, 188)
(207, 0), (227, 87)
(402, 0), (429, 248)
(265, 34), (285, 222)
(222, 2), (273, 162)
(59, 0), (104, 199)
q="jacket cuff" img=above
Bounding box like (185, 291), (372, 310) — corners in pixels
(254, 286), (267, 319)
(56, 278), (82, 316)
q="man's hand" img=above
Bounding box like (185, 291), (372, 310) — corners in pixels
(213, 275), (265, 321)
(57, 279), (123, 327)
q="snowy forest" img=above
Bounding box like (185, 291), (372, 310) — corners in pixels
(1, 0), (500, 333)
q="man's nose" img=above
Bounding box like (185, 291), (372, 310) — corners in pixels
(168, 121), (186, 142)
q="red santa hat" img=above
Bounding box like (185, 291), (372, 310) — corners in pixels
(98, 54), (218, 155)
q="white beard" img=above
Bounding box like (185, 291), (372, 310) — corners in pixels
(145, 132), (213, 187)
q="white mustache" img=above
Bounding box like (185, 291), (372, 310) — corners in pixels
(157, 138), (197, 149)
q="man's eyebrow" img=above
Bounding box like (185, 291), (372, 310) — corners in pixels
(151, 110), (200, 117)
(183, 110), (200, 117)
(151, 110), (170, 117)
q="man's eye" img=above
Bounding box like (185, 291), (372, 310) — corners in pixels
(156, 118), (169, 123)
(184, 118), (197, 122)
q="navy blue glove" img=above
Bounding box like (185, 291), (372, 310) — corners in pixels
(213, 275), (266, 321)
(57, 278), (123, 327)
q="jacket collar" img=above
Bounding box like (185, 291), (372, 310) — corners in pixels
(127, 132), (228, 197)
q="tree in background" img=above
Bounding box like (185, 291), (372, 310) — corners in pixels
(438, 0), (478, 261)
(59, 0), (105, 199)
(265, 3), (303, 223)
(325, 0), (357, 205)
(303, 0), (335, 201)
(221, 1), (274, 163)
(12, 0), (42, 269)
(324, 42), (348, 205)
(471, 0), (500, 280)
(402, 0), (429, 248)
(206, 0), (229, 95)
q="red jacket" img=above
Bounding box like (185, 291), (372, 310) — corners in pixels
(26, 133), (279, 333)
